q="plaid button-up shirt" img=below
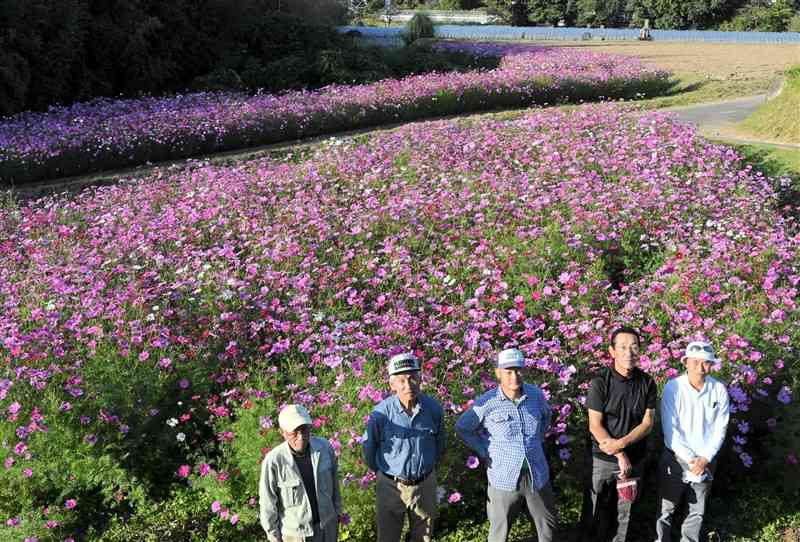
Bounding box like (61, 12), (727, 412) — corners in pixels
(456, 384), (552, 491)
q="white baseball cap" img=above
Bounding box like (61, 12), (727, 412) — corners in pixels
(681, 341), (719, 363)
(278, 404), (312, 432)
(388, 352), (420, 375)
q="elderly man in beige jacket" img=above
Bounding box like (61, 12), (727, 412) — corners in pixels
(260, 404), (342, 542)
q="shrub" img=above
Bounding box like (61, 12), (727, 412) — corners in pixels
(789, 14), (800, 33)
(191, 68), (245, 93)
(402, 13), (436, 46)
(0, 50), (30, 117)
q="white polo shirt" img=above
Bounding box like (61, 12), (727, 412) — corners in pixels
(661, 374), (730, 463)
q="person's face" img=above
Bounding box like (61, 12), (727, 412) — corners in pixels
(609, 333), (640, 374)
(684, 357), (713, 380)
(495, 367), (523, 396)
(282, 424), (311, 452)
(390, 372), (421, 404)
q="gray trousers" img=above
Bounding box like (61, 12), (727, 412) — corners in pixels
(584, 457), (643, 542)
(283, 521), (338, 542)
(655, 450), (714, 542)
(487, 472), (557, 542)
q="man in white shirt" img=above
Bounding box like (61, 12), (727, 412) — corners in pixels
(655, 341), (730, 542)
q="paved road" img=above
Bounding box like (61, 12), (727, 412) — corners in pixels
(667, 93), (799, 149)
(669, 94), (767, 126)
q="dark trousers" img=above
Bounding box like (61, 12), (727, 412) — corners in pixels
(581, 456), (644, 542)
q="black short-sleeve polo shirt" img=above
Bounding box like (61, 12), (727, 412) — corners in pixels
(586, 366), (657, 464)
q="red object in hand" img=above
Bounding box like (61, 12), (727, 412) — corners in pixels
(616, 477), (639, 503)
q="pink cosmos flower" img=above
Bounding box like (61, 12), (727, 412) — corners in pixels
(64, 499), (77, 509)
(448, 492), (462, 504)
(211, 501), (221, 513)
(177, 465), (191, 477)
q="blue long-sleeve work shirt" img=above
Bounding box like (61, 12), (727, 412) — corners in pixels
(456, 383), (552, 491)
(362, 393), (445, 481)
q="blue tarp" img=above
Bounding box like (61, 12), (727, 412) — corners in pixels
(339, 24), (800, 44)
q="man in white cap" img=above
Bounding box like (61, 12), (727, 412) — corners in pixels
(363, 351), (446, 542)
(260, 404), (342, 542)
(455, 348), (558, 542)
(655, 341), (730, 542)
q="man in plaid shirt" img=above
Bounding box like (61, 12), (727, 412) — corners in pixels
(455, 348), (558, 542)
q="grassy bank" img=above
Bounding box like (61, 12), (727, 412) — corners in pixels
(741, 65), (800, 144)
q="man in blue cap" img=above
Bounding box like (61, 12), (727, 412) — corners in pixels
(455, 348), (558, 542)
(363, 351), (446, 542)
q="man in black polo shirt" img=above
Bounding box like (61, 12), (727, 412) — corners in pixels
(581, 326), (657, 542)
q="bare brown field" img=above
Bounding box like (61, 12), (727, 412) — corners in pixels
(545, 41), (800, 78)
(535, 41), (800, 107)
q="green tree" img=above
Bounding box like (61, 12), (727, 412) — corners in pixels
(527, 0), (574, 25)
(630, 0), (748, 29)
(575, 0), (630, 26)
(720, 0), (798, 31)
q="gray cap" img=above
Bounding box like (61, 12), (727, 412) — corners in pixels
(388, 352), (420, 375)
(496, 348), (524, 369)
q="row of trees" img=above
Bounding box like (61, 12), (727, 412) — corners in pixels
(2, 0), (798, 117)
(387, 0), (800, 30)
(0, 0), (350, 116)
(0, 0), (495, 117)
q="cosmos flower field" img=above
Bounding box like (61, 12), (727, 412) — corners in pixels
(0, 44), (670, 186)
(1, 102), (798, 540)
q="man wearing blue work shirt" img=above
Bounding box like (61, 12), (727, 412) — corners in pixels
(363, 352), (445, 542)
(456, 348), (558, 542)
